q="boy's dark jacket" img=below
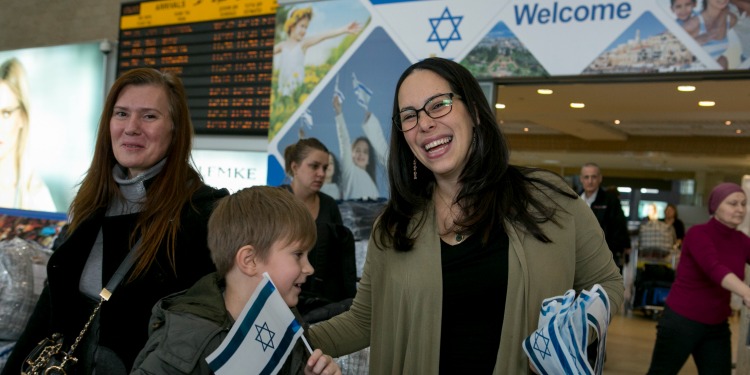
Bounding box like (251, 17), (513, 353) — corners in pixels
(131, 273), (310, 375)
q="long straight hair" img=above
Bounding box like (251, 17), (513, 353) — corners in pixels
(68, 68), (204, 279)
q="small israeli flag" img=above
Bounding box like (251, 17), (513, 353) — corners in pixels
(352, 72), (373, 110)
(334, 74), (345, 102)
(300, 109), (314, 130)
(206, 272), (304, 375)
(523, 284), (610, 375)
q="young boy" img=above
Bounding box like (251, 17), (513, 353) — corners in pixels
(131, 186), (340, 375)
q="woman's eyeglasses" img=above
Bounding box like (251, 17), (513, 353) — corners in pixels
(393, 93), (460, 132)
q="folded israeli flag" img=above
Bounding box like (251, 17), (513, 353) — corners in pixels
(352, 72), (373, 110)
(523, 284), (610, 375)
(206, 272), (304, 375)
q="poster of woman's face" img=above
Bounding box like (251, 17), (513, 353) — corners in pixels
(0, 42), (106, 213)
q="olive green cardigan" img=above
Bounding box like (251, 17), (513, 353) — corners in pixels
(308, 173), (624, 374)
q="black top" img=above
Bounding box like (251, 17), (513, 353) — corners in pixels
(281, 186), (357, 317)
(1, 184), (228, 375)
(439, 226), (509, 374)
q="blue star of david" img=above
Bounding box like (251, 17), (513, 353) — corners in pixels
(254, 322), (276, 352)
(427, 7), (463, 51)
(532, 332), (552, 359)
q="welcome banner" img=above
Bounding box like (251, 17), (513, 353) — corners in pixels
(268, 0), (750, 198)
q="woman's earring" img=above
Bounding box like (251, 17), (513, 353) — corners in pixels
(413, 158), (417, 180)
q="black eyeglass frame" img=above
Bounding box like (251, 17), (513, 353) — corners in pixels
(393, 92), (460, 132)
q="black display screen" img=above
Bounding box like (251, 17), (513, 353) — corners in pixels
(117, 0), (276, 135)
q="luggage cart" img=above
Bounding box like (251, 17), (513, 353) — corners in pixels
(631, 246), (677, 319)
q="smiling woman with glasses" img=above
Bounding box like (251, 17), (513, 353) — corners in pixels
(0, 57), (55, 211)
(308, 57), (624, 374)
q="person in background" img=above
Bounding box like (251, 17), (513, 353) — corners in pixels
(283, 138), (356, 321)
(647, 182), (750, 375)
(320, 152), (341, 200)
(307, 57), (623, 373)
(663, 203), (685, 248)
(332, 95), (380, 200)
(638, 203), (677, 257)
(131, 186), (341, 375)
(671, 0), (698, 25)
(1, 68), (229, 375)
(579, 162), (632, 271)
(0, 58), (55, 211)
(682, 0), (739, 69)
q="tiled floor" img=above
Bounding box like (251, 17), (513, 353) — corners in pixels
(604, 309), (740, 374)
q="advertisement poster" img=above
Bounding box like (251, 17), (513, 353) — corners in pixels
(267, 0), (750, 199)
(0, 42), (106, 213)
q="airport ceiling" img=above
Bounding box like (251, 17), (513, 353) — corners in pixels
(494, 73), (750, 179)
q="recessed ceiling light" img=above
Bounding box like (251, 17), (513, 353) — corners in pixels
(725, 120), (732, 126)
(495, 103), (506, 109)
(677, 85), (696, 92)
(523, 127), (529, 132)
(737, 129), (743, 134)
(570, 102), (585, 109)
(698, 101), (715, 107)
(614, 119), (621, 125)
(537, 89), (553, 95)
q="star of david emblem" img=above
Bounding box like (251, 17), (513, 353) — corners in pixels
(427, 7), (463, 51)
(532, 331), (552, 359)
(254, 322), (276, 351)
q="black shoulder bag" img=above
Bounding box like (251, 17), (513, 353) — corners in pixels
(21, 239), (140, 375)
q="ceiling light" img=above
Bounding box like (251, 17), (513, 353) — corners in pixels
(725, 120), (732, 126)
(570, 102), (585, 109)
(495, 103), (506, 109)
(737, 129), (743, 134)
(698, 101), (715, 107)
(537, 89), (553, 95)
(677, 85), (696, 92)
(614, 119), (620, 125)
(523, 127), (529, 132)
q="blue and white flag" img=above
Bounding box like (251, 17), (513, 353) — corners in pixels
(299, 109), (314, 130)
(522, 284), (610, 375)
(352, 72), (373, 110)
(334, 74), (345, 103)
(206, 272), (304, 375)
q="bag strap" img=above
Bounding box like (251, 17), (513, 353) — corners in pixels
(65, 237), (142, 358)
(100, 237), (141, 301)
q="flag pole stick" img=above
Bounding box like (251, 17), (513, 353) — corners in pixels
(301, 335), (314, 354)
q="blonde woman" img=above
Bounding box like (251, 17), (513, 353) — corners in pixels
(0, 58), (54, 211)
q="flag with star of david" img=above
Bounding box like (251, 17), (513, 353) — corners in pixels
(206, 272), (304, 375)
(522, 284), (610, 375)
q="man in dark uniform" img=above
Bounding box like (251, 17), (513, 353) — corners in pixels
(579, 162), (631, 271)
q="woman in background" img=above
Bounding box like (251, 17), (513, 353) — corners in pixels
(647, 183), (750, 374)
(0, 58), (54, 211)
(663, 203), (685, 248)
(283, 138), (356, 321)
(2, 68), (228, 375)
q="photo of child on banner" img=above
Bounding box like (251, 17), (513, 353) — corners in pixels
(270, 1), (370, 139)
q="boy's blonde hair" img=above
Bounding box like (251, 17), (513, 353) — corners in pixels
(284, 6), (313, 35)
(208, 186), (317, 276)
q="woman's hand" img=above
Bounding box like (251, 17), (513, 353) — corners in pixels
(305, 349), (341, 375)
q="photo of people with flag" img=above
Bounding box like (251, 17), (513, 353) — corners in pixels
(131, 186), (340, 375)
(269, 27), (408, 198)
